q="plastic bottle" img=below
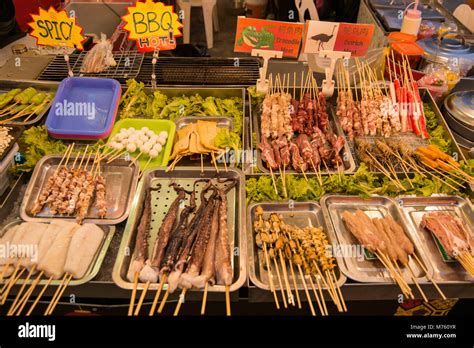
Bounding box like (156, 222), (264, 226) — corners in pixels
(401, 1), (422, 37)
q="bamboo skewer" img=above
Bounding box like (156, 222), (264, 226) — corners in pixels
(46, 273), (72, 315)
(201, 282), (209, 315)
(157, 289), (169, 314)
(296, 264), (316, 316)
(7, 265), (36, 315)
(308, 273), (327, 316)
(263, 243), (280, 309)
(128, 272), (139, 316)
(225, 285), (231, 316)
(1, 258), (25, 305)
(407, 263), (428, 302)
(273, 258), (288, 308)
(331, 269), (347, 312)
(412, 254), (446, 300)
(134, 280), (150, 316)
(173, 288), (187, 316)
(25, 276), (52, 316)
(44, 274), (67, 315)
(14, 271), (44, 316)
(288, 261), (301, 309)
(149, 274), (167, 316)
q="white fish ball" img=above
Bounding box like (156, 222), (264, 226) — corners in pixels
(149, 149), (158, 158)
(159, 131), (168, 139)
(126, 143), (137, 153)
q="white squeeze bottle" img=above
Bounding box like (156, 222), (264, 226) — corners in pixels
(401, 1), (422, 36)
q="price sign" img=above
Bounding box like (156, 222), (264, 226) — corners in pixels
(122, 0), (183, 52)
(28, 7), (85, 49)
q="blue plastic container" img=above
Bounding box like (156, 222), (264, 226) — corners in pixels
(46, 77), (121, 140)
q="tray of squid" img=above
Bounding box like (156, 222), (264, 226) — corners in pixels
(112, 167), (247, 316)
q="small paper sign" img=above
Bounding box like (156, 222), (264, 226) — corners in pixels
(234, 17), (304, 58)
(122, 0), (183, 52)
(28, 7), (85, 49)
(302, 21), (374, 57)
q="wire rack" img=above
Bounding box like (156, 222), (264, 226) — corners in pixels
(137, 57), (261, 86)
(38, 52), (144, 83)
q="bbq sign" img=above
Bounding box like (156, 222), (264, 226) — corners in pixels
(28, 7), (85, 49)
(122, 0), (183, 52)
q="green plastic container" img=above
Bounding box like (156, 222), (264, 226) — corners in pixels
(108, 119), (176, 170)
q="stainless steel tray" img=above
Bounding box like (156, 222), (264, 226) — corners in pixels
(0, 219), (115, 286)
(20, 155), (140, 224)
(320, 194), (434, 283)
(397, 195), (474, 283)
(175, 116), (234, 131)
(0, 80), (59, 126)
(247, 201), (346, 291)
(112, 167), (247, 292)
(249, 90), (356, 174)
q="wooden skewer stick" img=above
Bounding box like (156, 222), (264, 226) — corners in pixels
(288, 261), (301, 309)
(107, 149), (128, 163)
(407, 263), (428, 302)
(263, 243), (280, 309)
(412, 254), (446, 300)
(313, 274), (329, 315)
(47, 273), (72, 315)
(312, 260), (340, 309)
(225, 285), (231, 316)
(128, 272), (139, 316)
(157, 289), (169, 314)
(1, 261), (25, 305)
(13, 271), (44, 316)
(149, 274), (167, 316)
(7, 265), (36, 315)
(269, 166), (279, 195)
(201, 282), (209, 315)
(44, 273), (67, 315)
(308, 273), (327, 316)
(331, 269), (347, 312)
(0, 262), (11, 282)
(134, 280), (150, 316)
(26, 276), (52, 316)
(276, 245), (294, 306)
(273, 258), (287, 308)
(173, 288), (187, 316)
(296, 264), (316, 316)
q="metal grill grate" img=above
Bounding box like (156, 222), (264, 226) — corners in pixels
(38, 52), (144, 82)
(137, 57), (261, 86)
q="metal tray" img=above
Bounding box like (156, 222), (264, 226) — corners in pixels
(247, 201), (346, 291)
(112, 167), (247, 292)
(175, 116), (234, 131)
(328, 87), (467, 170)
(249, 90), (356, 175)
(321, 194), (434, 283)
(0, 219), (115, 286)
(397, 195), (474, 283)
(0, 80), (59, 126)
(20, 155), (140, 224)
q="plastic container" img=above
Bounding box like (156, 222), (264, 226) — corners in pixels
(387, 32), (417, 43)
(0, 143), (18, 196)
(417, 21), (436, 40)
(46, 77), (121, 140)
(108, 119), (176, 170)
(391, 41), (424, 69)
(244, 0), (268, 19)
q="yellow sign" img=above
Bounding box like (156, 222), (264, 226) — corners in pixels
(28, 7), (85, 49)
(122, 0), (183, 52)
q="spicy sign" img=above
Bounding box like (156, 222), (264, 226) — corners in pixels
(122, 0), (183, 52)
(28, 7), (85, 49)
(302, 21), (374, 57)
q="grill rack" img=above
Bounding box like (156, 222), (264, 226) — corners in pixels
(137, 57), (260, 86)
(38, 52), (144, 82)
